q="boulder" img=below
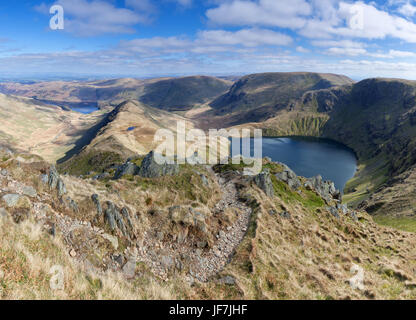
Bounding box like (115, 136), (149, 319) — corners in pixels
(22, 186), (37, 198)
(2, 194), (21, 208)
(122, 258), (136, 279)
(327, 206), (340, 219)
(57, 179), (67, 197)
(1, 169), (8, 176)
(138, 151), (179, 178)
(280, 211), (291, 219)
(306, 175), (340, 202)
(91, 194), (103, 216)
(121, 207), (133, 229)
(114, 162), (139, 179)
(275, 164), (301, 190)
(39, 174), (49, 185)
(254, 170), (274, 197)
(104, 202), (117, 231)
(68, 198), (79, 213)
(48, 166), (60, 190)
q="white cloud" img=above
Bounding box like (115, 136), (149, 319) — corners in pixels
(206, 0), (312, 29)
(296, 46), (310, 53)
(197, 28), (293, 47)
(301, 1), (416, 43)
(36, 0), (151, 36)
(326, 47), (367, 56)
(397, 1), (416, 17)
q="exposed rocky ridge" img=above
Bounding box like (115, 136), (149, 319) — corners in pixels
(2, 148), (416, 299)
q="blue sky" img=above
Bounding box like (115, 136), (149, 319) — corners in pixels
(1, 0), (416, 80)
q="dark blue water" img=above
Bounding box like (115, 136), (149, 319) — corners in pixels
(71, 106), (99, 114)
(245, 137), (357, 191)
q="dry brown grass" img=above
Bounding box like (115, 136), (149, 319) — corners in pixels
(0, 215), (187, 300)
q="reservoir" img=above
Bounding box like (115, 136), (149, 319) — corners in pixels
(243, 137), (357, 191)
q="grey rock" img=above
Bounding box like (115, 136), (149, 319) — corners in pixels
(91, 194), (103, 216)
(200, 174), (209, 186)
(57, 179), (67, 197)
(1, 169), (8, 176)
(254, 171), (274, 197)
(114, 162), (139, 179)
(93, 172), (110, 180)
(121, 207), (133, 229)
(327, 206), (340, 219)
(48, 166), (60, 190)
(138, 151), (179, 178)
(161, 256), (175, 269)
(113, 254), (125, 267)
(280, 211), (291, 219)
(197, 240), (207, 249)
(275, 164), (301, 190)
(40, 174), (48, 185)
(219, 275), (236, 285)
(22, 185), (37, 198)
(350, 211), (358, 221)
(268, 209), (277, 216)
(104, 202), (117, 231)
(337, 203), (349, 215)
(2, 194), (20, 208)
(122, 259), (136, 279)
(114, 208), (128, 237)
(68, 198), (79, 213)
(307, 175), (341, 202)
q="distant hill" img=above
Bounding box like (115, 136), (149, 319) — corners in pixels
(139, 76), (232, 111)
(209, 72), (354, 124)
(228, 77), (416, 217)
(57, 100), (196, 175)
(0, 93), (106, 162)
(0, 76), (232, 112)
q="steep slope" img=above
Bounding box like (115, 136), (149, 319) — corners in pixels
(139, 76), (232, 111)
(0, 76), (233, 112)
(234, 78), (416, 217)
(0, 93), (107, 162)
(58, 100), (196, 175)
(208, 72), (354, 126)
(1, 148), (416, 300)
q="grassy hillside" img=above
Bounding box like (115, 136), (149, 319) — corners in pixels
(0, 93), (107, 163)
(2, 150), (416, 300)
(209, 72), (353, 124)
(139, 76), (232, 111)
(0, 76), (232, 112)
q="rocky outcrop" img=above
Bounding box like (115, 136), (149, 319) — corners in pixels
(275, 164), (301, 190)
(138, 151), (179, 178)
(48, 166), (67, 197)
(253, 171), (274, 197)
(91, 194), (102, 216)
(104, 201), (133, 238)
(114, 162), (139, 179)
(305, 175), (341, 203)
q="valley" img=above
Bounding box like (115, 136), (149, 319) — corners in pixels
(1, 72), (416, 300)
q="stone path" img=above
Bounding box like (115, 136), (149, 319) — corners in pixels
(135, 172), (252, 282)
(189, 175), (252, 282)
